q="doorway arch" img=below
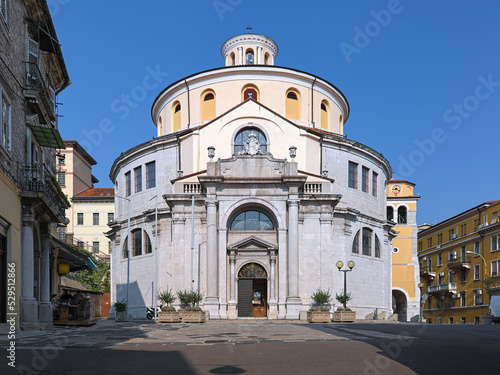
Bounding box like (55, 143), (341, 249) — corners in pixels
(392, 289), (408, 322)
(238, 263), (267, 318)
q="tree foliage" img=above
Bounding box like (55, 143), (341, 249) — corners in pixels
(67, 246), (110, 293)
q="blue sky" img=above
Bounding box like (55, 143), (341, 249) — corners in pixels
(51, 0), (500, 225)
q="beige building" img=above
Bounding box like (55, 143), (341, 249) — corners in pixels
(57, 139), (113, 259)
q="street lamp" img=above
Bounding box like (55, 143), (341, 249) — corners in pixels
(466, 251), (488, 277)
(115, 195), (131, 321)
(417, 282), (424, 323)
(336, 260), (355, 309)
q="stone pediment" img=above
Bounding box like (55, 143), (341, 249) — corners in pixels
(228, 236), (277, 252)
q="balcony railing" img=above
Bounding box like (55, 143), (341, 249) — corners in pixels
(447, 256), (472, 269)
(19, 164), (67, 220)
(183, 183), (202, 194)
(420, 267), (436, 278)
(26, 61), (56, 120)
(427, 282), (457, 294)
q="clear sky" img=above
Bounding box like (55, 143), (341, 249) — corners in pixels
(51, 0), (500, 225)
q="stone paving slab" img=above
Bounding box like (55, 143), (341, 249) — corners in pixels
(0, 319), (351, 348)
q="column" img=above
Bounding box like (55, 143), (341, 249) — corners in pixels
(268, 250), (278, 319)
(21, 205), (37, 328)
(238, 47), (243, 65)
(39, 235), (52, 324)
(257, 47), (262, 64)
(204, 199), (219, 318)
(288, 200), (299, 297)
(227, 251), (237, 319)
(286, 199), (301, 319)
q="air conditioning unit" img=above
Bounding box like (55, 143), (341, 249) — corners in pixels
(423, 257), (427, 261)
(451, 234), (457, 239)
(453, 294), (461, 299)
(439, 272), (445, 277)
(436, 245), (441, 249)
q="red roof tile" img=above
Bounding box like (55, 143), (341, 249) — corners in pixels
(74, 188), (114, 197)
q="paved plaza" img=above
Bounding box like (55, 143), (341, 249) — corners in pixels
(1, 319), (499, 374)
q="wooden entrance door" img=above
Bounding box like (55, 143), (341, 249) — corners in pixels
(251, 279), (267, 318)
(237, 278), (267, 318)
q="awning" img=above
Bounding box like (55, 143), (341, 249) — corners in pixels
(87, 257), (98, 272)
(51, 236), (88, 272)
(29, 125), (65, 149)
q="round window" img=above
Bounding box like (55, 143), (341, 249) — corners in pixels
(392, 247), (399, 254)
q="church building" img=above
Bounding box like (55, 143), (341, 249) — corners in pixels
(108, 33), (396, 320)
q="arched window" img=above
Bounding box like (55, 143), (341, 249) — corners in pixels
(234, 127), (267, 154)
(172, 101), (181, 132)
(285, 89), (300, 120)
(398, 206), (407, 224)
(362, 228), (372, 256)
(387, 206), (394, 222)
(123, 229), (152, 258)
(230, 210), (274, 230)
(321, 100), (329, 130)
(230, 52), (236, 66)
(352, 230), (360, 254)
(242, 85), (260, 102)
(339, 114), (344, 134)
(264, 52), (270, 65)
(158, 116), (162, 135)
(375, 235), (381, 258)
(201, 90), (216, 122)
(246, 49), (254, 65)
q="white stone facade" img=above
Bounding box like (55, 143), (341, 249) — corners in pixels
(108, 34), (394, 320)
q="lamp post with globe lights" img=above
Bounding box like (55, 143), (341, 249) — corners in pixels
(336, 260), (355, 309)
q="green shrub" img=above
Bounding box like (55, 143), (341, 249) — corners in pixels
(157, 288), (175, 306)
(310, 289), (331, 311)
(177, 290), (204, 309)
(335, 293), (352, 309)
(114, 300), (127, 312)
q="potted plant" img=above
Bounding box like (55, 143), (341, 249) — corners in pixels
(177, 290), (205, 323)
(333, 293), (356, 322)
(307, 289), (332, 323)
(157, 289), (180, 323)
(114, 300), (127, 321)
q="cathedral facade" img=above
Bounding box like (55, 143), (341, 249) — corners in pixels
(108, 34), (395, 320)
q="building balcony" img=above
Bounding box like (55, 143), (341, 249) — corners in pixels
(420, 267), (436, 279)
(447, 256), (472, 269)
(25, 61), (57, 121)
(19, 163), (68, 222)
(427, 282), (457, 295)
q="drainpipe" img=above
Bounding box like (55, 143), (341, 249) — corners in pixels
(184, 79), (191, 127)
(311, 77), (317, 127)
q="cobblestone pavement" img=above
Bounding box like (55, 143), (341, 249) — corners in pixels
(0, 319), (386, 349)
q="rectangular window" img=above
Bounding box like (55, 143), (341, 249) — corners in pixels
(77, 213), (83, 225)
(427, 238), (433, 248)
(492, 212), (498, 224)
(125, 172), (131, 197)
(93, 213), (99, 226)
(427, 256), (433, 271)
(437, 233), (442, 245)
(361, 167), (369, 193)
(460, 269), (466, 283)
(57, 172), (66, 186)
(492, 260), (500, 277)
(58, 156), (65, 165)
(448, 271), (454, 284)
(371, 172), (378, 197)
(132, 230), (142, 256)
(418, 241), (422, 251)
(1, 91), (11, 152)
(474, 264), (480, 280)
(437, 273), (443, 285)
(428, 296), (432, 309)
(474, 241), (480, 255)
(437, 253), (442, 266)
(108, 212), (114, 223)
(491, 235), (500, 252)
(92, 241), (99, 253)
(362, 228), (371, 256)
(473, 290), (482, 305)
(146, 161), (156, 189)
(449, 228), (455, 241)
(474, 219), (479, 232)
(134, 166), (142, 193)
(348, 162), (358, 189)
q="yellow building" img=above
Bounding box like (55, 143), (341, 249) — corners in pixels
(418, 200), (500, 324)
(387, 180), (420, 321)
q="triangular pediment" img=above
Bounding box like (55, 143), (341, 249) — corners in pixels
(228, 236), (277, 251)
